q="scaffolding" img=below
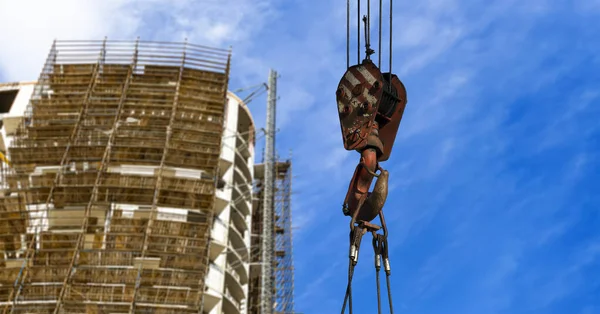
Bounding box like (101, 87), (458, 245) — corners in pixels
(248, 159), (295, 314)
(246, 68), (295, 314)
(273, 161), (294, 313)
(248, 169), (265, 314)
(0, 39), (231, 313)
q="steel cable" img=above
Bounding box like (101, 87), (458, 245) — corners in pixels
(389, 0), (393, 72)
(341, 259), (356, 314)
(347, 0), (350, 68)
(368, 0), (371, 58)
(386, 274), (394, 314)
(376, 270), (382, 314)
(358, 0), (361, 63)
(382, 236), (394, 314)
(373, 234), (383, 314)
(379, 0), (382, 68)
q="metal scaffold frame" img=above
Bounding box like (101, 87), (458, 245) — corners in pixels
(273, 160), (295, 314)
(247, 69), (295, 314)
(248, 159), (296, 314)
(0, 39), (231, 313)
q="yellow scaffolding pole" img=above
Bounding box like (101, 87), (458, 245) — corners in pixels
(0, 151), (11, 167)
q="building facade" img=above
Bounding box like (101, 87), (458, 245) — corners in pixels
(0, 81), (36, 165)
(204, 93), (255, 314)
(0, 40), (258, 313)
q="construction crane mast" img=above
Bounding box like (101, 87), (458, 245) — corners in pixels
(261, 69), (278, 314)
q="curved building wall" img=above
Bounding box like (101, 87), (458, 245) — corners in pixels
(205, 92), (255, 314)
(0, 82), (35, 166)
(0, 40), (232, 313)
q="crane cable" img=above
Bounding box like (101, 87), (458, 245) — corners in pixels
(340, 225), (364, 314)
(347, 0), (393, 72)
(375, 232), (395, 314)
(341, 0), (396, 313)
(379, 209), (394, 313)
(381, 232), (394, 314)
(374, 233), (383, 314)
(340, 223), (394, 314)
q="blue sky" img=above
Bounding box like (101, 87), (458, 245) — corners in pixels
(1, 0), (599, 313)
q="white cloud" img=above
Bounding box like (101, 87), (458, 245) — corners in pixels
(0, 0), (275, 82)
(0, 0), (143, 81)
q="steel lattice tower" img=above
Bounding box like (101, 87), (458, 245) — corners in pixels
(260, 69), (277, 314)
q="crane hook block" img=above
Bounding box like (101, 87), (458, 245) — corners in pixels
(336, 60), (408, 162)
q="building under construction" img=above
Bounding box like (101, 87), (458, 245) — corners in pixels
(0, 39), (233, 313)
(0, 39), (294, 314)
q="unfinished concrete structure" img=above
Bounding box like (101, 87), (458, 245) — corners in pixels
(203, 92), (255, 314)
(0, 82), (36, 166)
(0, 39), (232, 313)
